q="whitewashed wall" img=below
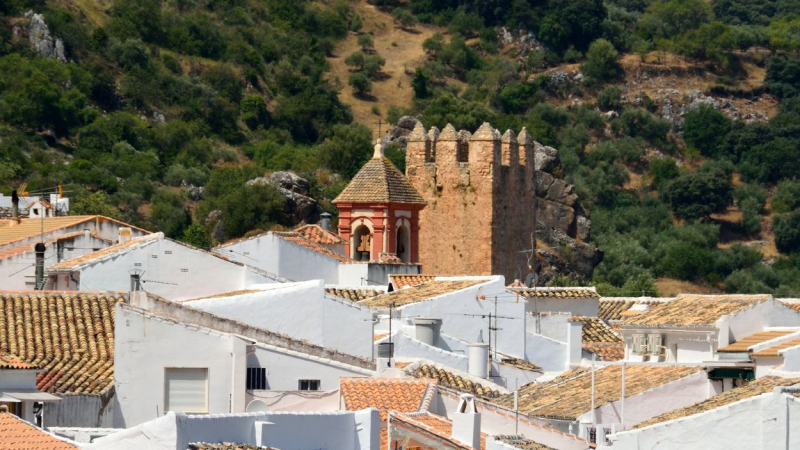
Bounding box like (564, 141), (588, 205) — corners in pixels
(525, 332), (568, 372)
(525, 297), (599, 317)
(187, 280), (374, 358)
(380, 332), (470, 372)
(57, 236), (277, 300)
(603, 391), (800, 450)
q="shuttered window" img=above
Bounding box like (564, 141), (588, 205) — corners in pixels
(165, 368), (208, 413)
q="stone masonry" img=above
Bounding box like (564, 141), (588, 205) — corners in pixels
(405, 122), (601, 283)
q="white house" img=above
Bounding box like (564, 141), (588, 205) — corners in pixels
(84, 409), (381, 450)
(116, 292), (376, 427)
(0, 360), (60, 427)
(601, 376), (800, 450)
(46, 233), (281, 301)
(0, 215), (148, 290)
(180, 280), (376, 358)
(214, 230), (420, 285)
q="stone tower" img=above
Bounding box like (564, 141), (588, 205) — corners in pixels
(405, 121), (600, 282)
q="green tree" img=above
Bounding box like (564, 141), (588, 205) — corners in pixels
(357, 34), (373, 51)
(683, 104), (732, 157)
(240, 95), (268, 130)
(774, 211), (800, 254)
(740, 138), (800, 184)
(661, 241), (715, 280)
(392, 8), (416, 30)
(363, 55), (386, 79)
(71, 191), (123, 219)
(641, 0), (711, 38)
(181, 222), (213, 248)
(663, 170), (733, 220)
(318, 123), (373, 178)
(772, 180), (800, 213)
(597, 86), (623, 110)
(582, 39), (621, 82)
(150, 188), (191, 238)
(344, 51), (366, 70)
(348, 71), (372, 95)
(411, 68), (429, 98)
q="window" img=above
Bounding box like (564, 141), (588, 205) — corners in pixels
(246, 367), (267, 390)
(165, 368), (208, 413)
(298, 379), (320, 391)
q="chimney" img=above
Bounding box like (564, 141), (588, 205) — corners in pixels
(34, 242), (46, 290)
(414, 317), (442, 347)
(319, 212), (332, 231)
(452, 394), (481, 449)
(468, 343), (489, 378)
(119, 227), (132, 244)
(11, 190), (19, 223)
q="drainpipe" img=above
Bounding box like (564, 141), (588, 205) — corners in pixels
(34, 242), (46, 290)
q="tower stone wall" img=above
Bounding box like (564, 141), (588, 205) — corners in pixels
(406, 121), (599, 282)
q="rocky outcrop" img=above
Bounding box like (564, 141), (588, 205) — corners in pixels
(380, 116), (419, 148)
(247, 171), (322, 224)
(18, 12), (66, 62)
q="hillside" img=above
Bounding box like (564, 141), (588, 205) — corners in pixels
(1, 0), (800, 296)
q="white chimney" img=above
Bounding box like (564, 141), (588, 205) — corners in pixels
(452, 394), (481, 449)
(414, 317), (442, 347)
(119, 227), (132, 244)
(468, 343), (489, 378)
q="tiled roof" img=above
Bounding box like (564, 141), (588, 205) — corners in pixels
(188, 445), (279, 450)
(495, 435), (557, 450)
(494, 365), (703, 420)
(571, 317), (622, 343)
(751, 337), (800, 357)
(409, 364), (501, 399)
(0, 351), (35, 369)
(635, 376), (800, 429)
(180, 290), (263, 303)
(294, 223), (346, 246)
(598, 299), (667, 321)
(582, 342), (625, 361)
(717, 330), (797, 353)
(273, 232), (351, 263)
(0, 412), (78, 449)
(509, 288), (599, 299)
(0, 216), (146, 248)
(325, 288), (383, 302)
(47, 235), (159, 271)
(334, 157), (425, 205)
(620, 294), (769, 327)
(0, 291), (124, 394)
(340, 377), (433, 421)
(498, 357), (543, 373)
(389, 274), (436, 290)
(391, 412), (487, 450)
(362, 280), (486, 308)
(782, 302), (800, 313)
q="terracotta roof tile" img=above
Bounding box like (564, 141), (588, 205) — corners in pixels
(635, 376), (800, 429)
(294, 224), (346, 246)
(582, 342), (625, 361)
(362, 280), (487, 308)
(494, 365), (703, 420)
(782, 302), (800, 313)
(389, 274), (436, 290)
(326, 288), (383, 302)
(598, 299), (669, 321)
(0, 412), (78, 449)
(498, 357), (542, 373)
(273, 232), (351, 263)
(180, 290), (263, 303)
(751, 337), (800, 357)
(340, 377), (433, 421)
(0, 351), (35, 369)
(47, 235), (159, 271)
(717, 330), (797, 353)
(391, 412), (486, 450)
(0, 216), (147, 248)
(409, 364), (502, 399)
(509, 288), (599, 299)
(571, 317), (622, 343)
(621, 294), (769, 327)
(495, 435), (557, 450)
(334, 157), (425, 205)
(188, 444), (279, 450)
(0, 291), (125, 394)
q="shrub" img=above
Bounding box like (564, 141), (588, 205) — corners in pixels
(392, 8), (416, 29)
(772, 180), (800, 213)
(663, 169), (732, 220)
(348, 71), (372, 95)
(774, 211), (800, 254)
(683, 103), (732, 157)
(581, 39), (621, 82)
(597, 86), (623, 110)
(357, 34), (373, 51)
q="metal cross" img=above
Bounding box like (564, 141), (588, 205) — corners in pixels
(374, 118), (384, 139)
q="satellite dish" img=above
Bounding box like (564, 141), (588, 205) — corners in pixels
(246, 399), (270, 413)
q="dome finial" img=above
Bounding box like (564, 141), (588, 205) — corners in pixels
(373, 140), (385, 159)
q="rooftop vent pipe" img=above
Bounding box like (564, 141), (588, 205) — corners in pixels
(34, 242), (46, 290)
(414, 317), (442, 347)
(468, 343), (489, 379)
(11, 190), (19, 222)
(319, 212), (332, 231)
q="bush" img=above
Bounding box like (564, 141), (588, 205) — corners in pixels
(240, 95), (269, 130)
(683, 104), (732, 157)
(318, 123), (373, 178)
(774, 211), (800, 254)
(357, 34), (373, 51)
(392, 8), (416, 29)
(597, 86), (623, 110)
(412, 68), (430, 98)
(663, 169), (732, 220)
(581, 39), (621, 82)
(348, 71), (372, 95)
(772, 180), (800, 213)
(661, 241), (715, 280)
(648, 158), (680, 190)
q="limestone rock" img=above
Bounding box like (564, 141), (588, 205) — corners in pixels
(533, 142), (559, 172)
(25, 12), (66, 62)
(248, 172), (321, 223)
(267, 171), (309, 196)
